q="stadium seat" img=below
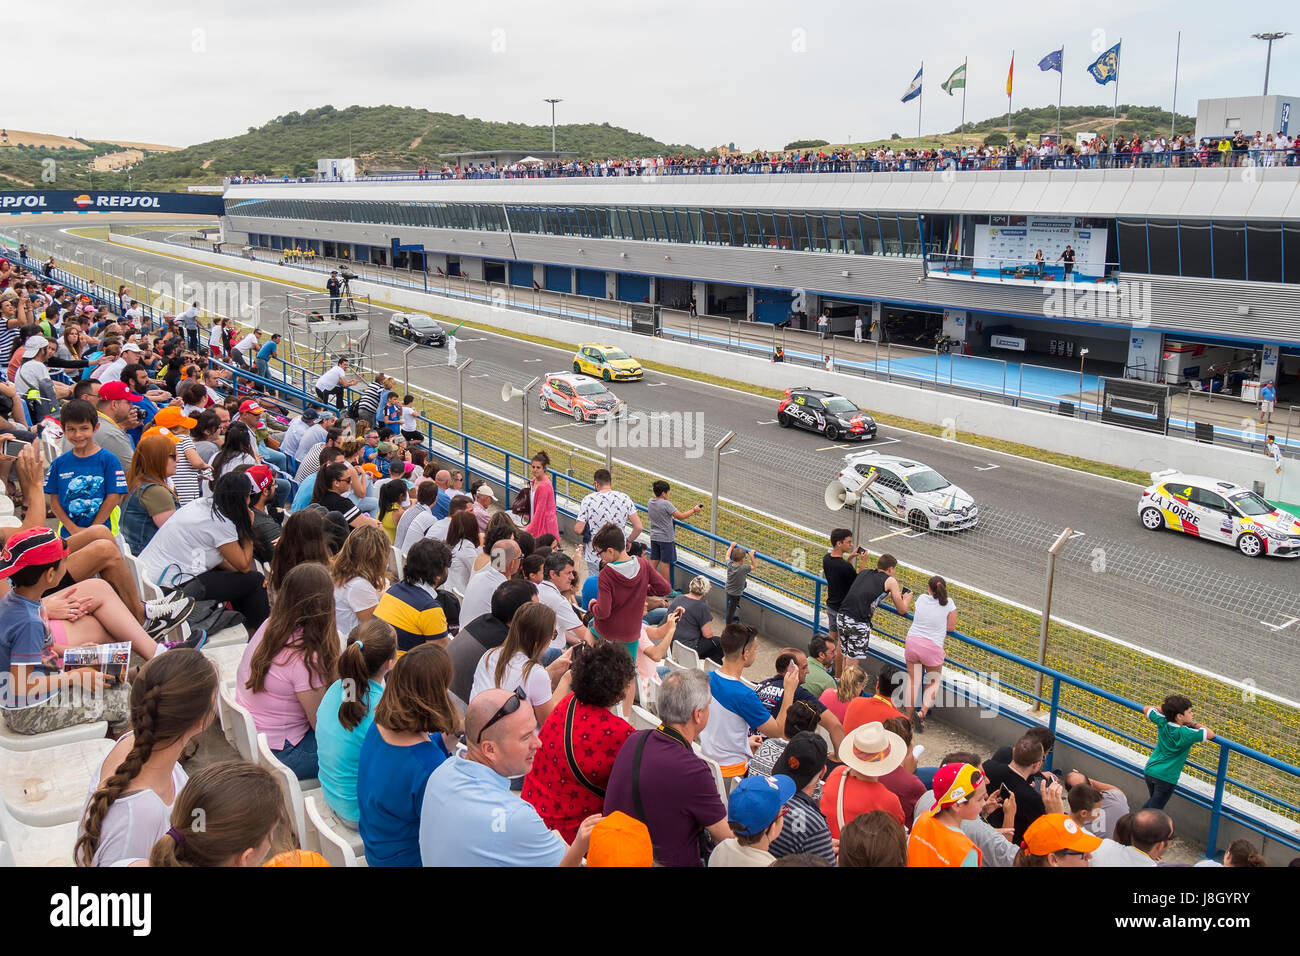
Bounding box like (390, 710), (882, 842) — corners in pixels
(203, 643), (245, 688)
(0, 714), (109, 754)
(217, 686), (258, 762)
(0, 797), (77, 867)
(670, 643), (700, 670)
(690, 746), (729, 807)
(388, 546), (404, 580)
(701, 657), (721, 674)
(0, 737), (114, 827)
(204, 625), (249, 650)
(256, 732), (321, 850)
(630, 705), (660, 732)
(303, 794), (365, 867)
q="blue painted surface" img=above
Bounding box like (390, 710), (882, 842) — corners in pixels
(544, 265), (572, 293)
(753, 287), (794, 325)
(859, 352), (1100, 400)
(576, 268), (605, 298)
(509, 261), (534, 288)
(616, 273), (650, 303)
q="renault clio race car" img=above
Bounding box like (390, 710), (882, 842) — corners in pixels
(538, 372), (627, 422)
(1138, 470), (1300, 558)
(836, 451), (978, 531)
(387, 312), (447, 346)
(572, 343), (644, 381)
(778, 388), (878, 441)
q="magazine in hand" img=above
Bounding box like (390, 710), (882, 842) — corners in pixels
(60, 642), (131, 685)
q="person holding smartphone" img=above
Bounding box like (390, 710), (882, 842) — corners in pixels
(646, 480), (702, 585)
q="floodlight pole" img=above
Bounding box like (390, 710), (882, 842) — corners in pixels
(544, 98), (563, 152)
(1033, 527), (1073, 710)
(710, 431), (736, 563)
(402, 343), (418, 397)
(521, 375), (541, 460)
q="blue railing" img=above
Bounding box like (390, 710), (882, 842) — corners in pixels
(225, 148), (1300, 186)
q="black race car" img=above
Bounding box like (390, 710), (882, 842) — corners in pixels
(776, 387), (877, 441)
(388, 312), (447, 346)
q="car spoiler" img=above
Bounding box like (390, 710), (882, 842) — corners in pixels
(1149, 468), (1179, 484)
(843, 449), (879, 465)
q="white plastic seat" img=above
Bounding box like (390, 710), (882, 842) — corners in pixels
(0, 797), (77, 866)
(256, 732), (321, 850)
(388, 547), (404, 580)
(304, 795), (365, 867)
(630, 705), (660, 732)
(204, 643), (245, 689)
(691, 743), (730, 808)
(0, 713), (108, 753)
(670, 642), (701, 670)
(701, 657), (721, 673)
(0, 737), (115, 826)
(217, 685), (258, 761)
(203, 625), (249, 650)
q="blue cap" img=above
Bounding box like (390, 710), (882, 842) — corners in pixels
(727, 774), (796, 835)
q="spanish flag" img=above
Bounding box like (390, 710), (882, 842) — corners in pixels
(1006, 52), (1014, 97)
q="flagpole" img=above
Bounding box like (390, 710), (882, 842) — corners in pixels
(961, 57), (968, 131)
(1007, 50), (1014, 142)
(918, 60), (924, 140)
(1111, 40), (1121, 141)
(1056, 46), (1064, 141)
(1171, 31), (1181, 138)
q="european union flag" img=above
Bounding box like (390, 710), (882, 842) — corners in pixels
(1038, 48), (1063, 73)
(1088, 42), (1120, 85)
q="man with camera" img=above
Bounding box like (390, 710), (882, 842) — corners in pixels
(313, 356), (358, 413)
(327, 271), (343, 315)
(822, 528), (871, 672)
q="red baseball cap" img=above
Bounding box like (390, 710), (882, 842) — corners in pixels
(238, 399), (264, 416)
(98, 381), (142, 402)
(0, 528), (69, 579)
(246, 465), (276, 493)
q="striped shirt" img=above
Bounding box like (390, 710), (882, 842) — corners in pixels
(172, 436), (204, 505)
(767, 790), (836, 865)
(374, 581), (449, 653)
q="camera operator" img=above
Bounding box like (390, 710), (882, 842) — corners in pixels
(327, 271), (343, 316)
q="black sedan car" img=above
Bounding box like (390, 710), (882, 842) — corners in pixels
(388, 312), (447, 347)
(777, 387), (878, 441)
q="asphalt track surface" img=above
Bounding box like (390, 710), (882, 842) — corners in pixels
(27, 221), (1300, 698)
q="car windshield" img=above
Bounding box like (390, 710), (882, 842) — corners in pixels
(574, 382), (608, 396)
(905, 469), (951, 494)
(824, 397), (859, 414)
(407, 315), (436, 330)
(1228, 491), (1274, 516)
(603, 349), (631, 361)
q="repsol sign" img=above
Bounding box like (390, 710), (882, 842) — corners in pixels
(0, 190), (224, 215)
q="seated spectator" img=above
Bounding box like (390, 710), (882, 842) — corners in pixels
(1090, 809), (1175, 867)
(708, 774), (796, 867)
(377, 480), (409, 544)
(471, 482), (496, 533)
(748, 698), (822, 780)
(331, 525), (389, 636)
(208, 421), (259, 488)
(803, 633), (838, 698)
(74, 649), (218, 866)
(151, 406), (208, 505)
(1222, 839), (1267, 868)
(278, 407), (319, 462)
(420, 686), (598, 866)
(585, 811), (653, 868)
(756, 647), (845, 753)
(522, 642), (636, 842)
(446, 579), (537, 705)
(1013, 813), (1101, 867)
(374, 538), (451, 652)
(633, 604), (683, 708)
(311, 461), (380, 531)
(236, 563), (339, 780)
(267, 509), (333, 599)
(395, 480), (438, 553)
(912, 749), (1019, 867)
(138, 471), (271, 631)
(843, 663), (905, 733)
(589, 524), (670, 659)
(316, 619), (397, 828)
(907, 762), (988, 867)
(820, 663), (868, 725)
(45, 399), (127, 539)
(469, 602), (572, 724)
(666, 575), (720, 663)
(357, 644), (460, 867)
(767, 732), (835, 864)
(292, 446), (345, 512)
(821, 721), (907, 836)
(440, 510), (480, 594)
(698, 623), (799, 780)
(982, 735), (1066, 843)
(144, 760), (289, 867)
(878, 716), (927, 826)
(535, 551), (590, 652)
(838, 810), (909, 867)
(121, 434), (180, 556)
(1062, 770), (1130, 840)
(989, 726), (1056, 778)
(472, 513), (518, 575)
(604, 669), (730, 867)
(460, 538), (522, 624)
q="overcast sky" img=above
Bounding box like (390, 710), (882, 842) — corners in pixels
(17, 1), (1297, 150)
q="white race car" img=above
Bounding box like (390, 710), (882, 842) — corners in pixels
(836, 451), (978, 532)
(1138, 470), (1300, 558)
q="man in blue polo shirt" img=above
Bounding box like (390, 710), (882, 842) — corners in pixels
(419, 687), (598, 866)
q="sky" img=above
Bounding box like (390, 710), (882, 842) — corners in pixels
(15, 0), (1298, 151)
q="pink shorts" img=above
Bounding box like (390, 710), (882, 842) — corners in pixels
(904, 635), (945, 668)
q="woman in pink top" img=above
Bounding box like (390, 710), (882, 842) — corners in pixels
(525, 451), (559, 540)
(819, 663), (869, 725)
(237, 563), (339, 781)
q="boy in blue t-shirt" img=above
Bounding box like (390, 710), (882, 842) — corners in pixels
(43, 399), (128, 539)
(382, 392), (403, 429)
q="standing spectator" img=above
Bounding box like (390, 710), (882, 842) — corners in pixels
(354, 373), (391, 428)
(374, 538), (451, 652)
(1141, 694), (1214, 810)
(236, 562), (339, 780)
(708, 774), (796, 867)
(646, 480), (702, 583)
(589, 524), (670, 660)
(822, 529), (867, 663)
(230, 328), (261, 370)
(853, 314), (863, 343)
(316, 618), (397, 828)
(1056, 243), (1075, 279)
(357, 644), (460, 867)
(903, 574), (956, 732)
(525, 451), (559, 541)
(45, 400), (127, 539)
(817, 310), (829, 338)
(572, 468), (643, 577)
(469, 602), (572, 724)
(419, 686), (597, 866)
(331, 524), (390, 636)
(1259, 380), (1277, 425)
(326, 272), (342, 316)
(207, 317), (225, 357)
(255, 332), (280, 383)
(667, 575), (720, 663)
(313, 357), (357, 413)
(821, 663), (869, 724)
(1266, 434), (1283, 475)
(723, 542), (758, 623)
(522, 642), (636, 842)
(399, 394), (421, 443)
(907, 762), (988, 867)
(836, 553), (912, 669)
(766, 732), (835, 864)
(838, 810), (909, 867)
(803, 633), (838, 698)
(603, 669), (731, 867)
(179, 301), (200, 352)
(821, 721), (907, 835)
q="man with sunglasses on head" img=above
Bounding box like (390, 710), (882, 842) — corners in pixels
(419, 686), (600, 867)
(1089, 808), (1175, 867)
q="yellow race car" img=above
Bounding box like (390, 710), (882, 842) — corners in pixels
(572, 343), (644, 382)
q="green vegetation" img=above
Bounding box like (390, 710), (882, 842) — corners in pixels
(956, 103), (1195, 139)
(784, 139), (830, 150)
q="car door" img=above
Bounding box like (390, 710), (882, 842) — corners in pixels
(580, 348), (597, 374)
(802, 396), (827, 432)
(855, 463), (902, 516)
(1190, 487), (1236, 543)
(550, 380), (571, 411)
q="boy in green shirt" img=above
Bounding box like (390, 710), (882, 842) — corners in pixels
(1141, 694), (1214, 810)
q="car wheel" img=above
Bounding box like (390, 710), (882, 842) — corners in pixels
(777, 412), (791, 427)
(1237, 532), (1264, 558)
(1140, 507), (1165, 531)
(539, 394), (548, 411)
(602, 369), (612, 382)
(572, 361), (582, 374)
(573, 407), (585, 423)
(908, 510), (931, 532)
(825, 425), (840, 442)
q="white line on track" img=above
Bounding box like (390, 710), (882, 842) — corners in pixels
(756, 419), (777, 425)
(816, 444), (851, 452)
(974, 463), (1000, 471)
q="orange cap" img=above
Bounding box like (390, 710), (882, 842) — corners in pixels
(585, 811), (653, 867)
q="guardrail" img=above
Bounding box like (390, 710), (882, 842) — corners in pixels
(7, 244), (1298, 855)
(223, 148), (1300, 185)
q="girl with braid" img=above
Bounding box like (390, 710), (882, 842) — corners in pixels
(74, 649), (219, 867)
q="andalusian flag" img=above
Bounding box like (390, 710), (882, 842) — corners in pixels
(1006, 53), (1014, 96)
(941, 63), (966, 95)
(448, 321), (465, 337)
